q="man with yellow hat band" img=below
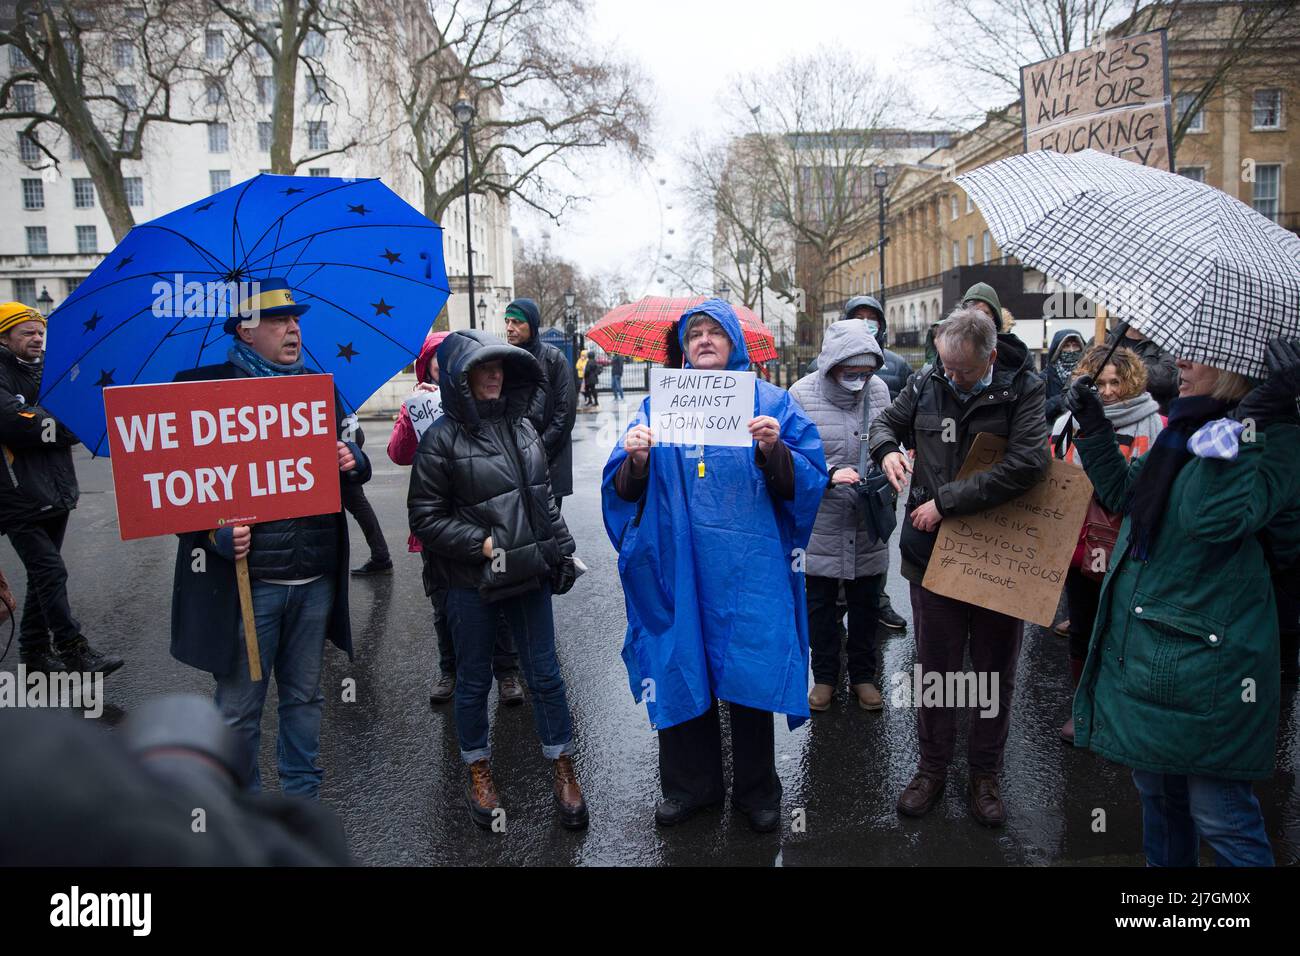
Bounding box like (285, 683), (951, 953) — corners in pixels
(0, 301), (125, 675)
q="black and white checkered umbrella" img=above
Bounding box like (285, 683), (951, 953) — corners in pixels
(956, 148), (1300, 378)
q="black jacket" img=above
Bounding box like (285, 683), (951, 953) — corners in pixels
(0, 346), (80, 530)
(1042, 329), (1086, 423)
(168, 361), (371, 677)
(509, 298), (576, 497)
(876, 347), (916, 401)
(408, 330), (574, 602)
(869, 332), (1049, 582)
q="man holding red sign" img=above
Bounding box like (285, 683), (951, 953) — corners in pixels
(168, 279), (370, 799)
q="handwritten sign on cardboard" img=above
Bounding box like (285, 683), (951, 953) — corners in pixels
(1020, 28), (1173, 171)
(650, 367), (755, 447)
(403, 389), (444, 440)
(921, 433), (1094, 627)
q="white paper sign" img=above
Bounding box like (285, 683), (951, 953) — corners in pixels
(404, 390), (444, 439)
(650, 368), (756, 447)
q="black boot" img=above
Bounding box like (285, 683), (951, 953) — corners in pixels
(19, 644), (65, 673)
(54, 638), (124, 676)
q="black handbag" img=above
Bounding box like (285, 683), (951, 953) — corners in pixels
(855, 394), (897, 546)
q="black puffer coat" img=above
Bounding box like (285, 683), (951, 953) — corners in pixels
(408, 330), (574, 602)
(0, 346), (80, 530)
(869, 332), (1049, 583)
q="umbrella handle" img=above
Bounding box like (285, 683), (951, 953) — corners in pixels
(1058, 319), (1131, 446)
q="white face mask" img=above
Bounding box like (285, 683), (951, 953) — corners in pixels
(863, 320), (880, 337)
(837, 370), (870, 392)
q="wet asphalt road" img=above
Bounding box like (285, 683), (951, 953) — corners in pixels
(2, 401), (1298, 866)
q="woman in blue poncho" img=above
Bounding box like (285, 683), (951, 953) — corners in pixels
(602, 300), (827, 833)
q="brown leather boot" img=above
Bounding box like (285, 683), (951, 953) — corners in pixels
(553, 754), (589, 830)
(808, 683), (834, 711)
(466, 759), (499, 829)
(969, 772), (1006, 827)
(851, 682), (883, 711)
(896, 770), (945, 817)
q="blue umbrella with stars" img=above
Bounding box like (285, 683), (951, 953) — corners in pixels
(39, 173), (449, 456)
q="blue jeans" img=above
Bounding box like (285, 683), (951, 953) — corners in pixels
(1131, 769), (1274, 866)
(214, 576), (335, 798)
(611, 374), (624, 400)
(445, 584), (574, 764)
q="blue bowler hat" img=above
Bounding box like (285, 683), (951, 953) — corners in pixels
(223, 277), (311, 334)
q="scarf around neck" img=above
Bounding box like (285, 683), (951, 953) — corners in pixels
(228, 339), (306, 377)
(1124, 394), (1230, 561)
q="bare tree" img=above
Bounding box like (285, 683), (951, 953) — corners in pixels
(511, 237), (606, 328)
(712, 50), (907, 329)
(388, 0), (653, 225)
(0, 0), (209, 242)
(923, 0), (1300, 146)
(208, 0), (372, 173)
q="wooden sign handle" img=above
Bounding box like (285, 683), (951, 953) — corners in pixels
(1094, 302), (1108, 346)
(235, 554), (263, 682)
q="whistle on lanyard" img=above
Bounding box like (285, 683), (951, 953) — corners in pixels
(687, 443), (705, 478)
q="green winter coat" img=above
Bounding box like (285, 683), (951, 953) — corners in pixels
(1072, 421), (1300, 779)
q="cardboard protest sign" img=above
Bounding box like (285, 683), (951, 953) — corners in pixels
(921, 433), (1094, 627)
(650, 367), (755, 447)
(403, 389), (444, 440)
(103, 373), (341, 540)
(1020, 28), (1173, 171)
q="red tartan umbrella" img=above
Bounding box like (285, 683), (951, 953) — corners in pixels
(587, 296), (778, 363)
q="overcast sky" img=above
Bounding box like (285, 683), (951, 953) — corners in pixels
(513, 0), (953, 300)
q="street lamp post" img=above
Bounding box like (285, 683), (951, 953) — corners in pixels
(452, 96), (477, 329)
(563, 288), (577, 362)
(36, 285), (53, 314)
(718, 281), (730, 304)
(874, 166), (889, 314)
(476, 296), (487, 329)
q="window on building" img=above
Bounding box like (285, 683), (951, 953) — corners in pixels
(1253, 89), (1283, 129)
(306, 74), (328, 105)
(1178, 166), (1206, 183)
(951, 241), (959, 269)
(205, 29), (225, 61)
(256, 75), (273, 104)
(13, 83), (36, 112)
(9, 46), (30, 70)
(76, 225), (98, 254)
(966, 194), (973, 214)
(18, 132), (40, 163)
(124, 176), (144, 207)
(209, 169), (231, 194)
(73, 177), (95, 208)
(1252, 164), (1281, 221)
(25, 227), (47, 256)
(124, 6), (145, 21)
(255, 25), (275, 59)
(307, 121), (328, 150)
(208, 122), (229, 153)
(966, 236), (975, 266)
(206, 78), (225, 106)
(64, 276), (83, 297)
(116, 84), (138, 111)
(982, 230), (991, 262)
(950, 195), (958, 220)
(304, 30), (325, 57)
(309, 167), (330, 177)
(255, 0), (275, 12)
(1175, 92), (1205, 132)
(113, 39), (134, 68)
(13, 278), (36, 303)
(69, 137), (82, 161)
(21, 178), (44, 210)
(257, 121), (273, 151)
(119, 128), (137, 152)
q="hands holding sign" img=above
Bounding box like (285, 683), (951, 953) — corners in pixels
(626, 415), (783, 467)
(748, 415), (780, 455)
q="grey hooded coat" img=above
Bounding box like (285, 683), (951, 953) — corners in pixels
(789, 321), (892, 580)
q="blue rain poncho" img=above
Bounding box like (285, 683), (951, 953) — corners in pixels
(601, 299), (827, 731)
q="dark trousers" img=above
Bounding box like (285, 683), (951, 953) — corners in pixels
(807, 573), (883, 685)
(1064, 567), (1101, 663)
(4, 510), (81, 651)
(1279, 586), (1299, 686)
(658, 698), (781, 812)
(341, 481), (390, 565)
(430, 583), (518, 678)
(910, 582), (1023, 776)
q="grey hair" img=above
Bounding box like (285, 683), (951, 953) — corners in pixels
(935, 306), (997, 360)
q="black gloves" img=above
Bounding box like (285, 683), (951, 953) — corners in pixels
(551, 555), (578, 596)
(1233, 338), (1300, 427)
(1064, 375), (1112, 437)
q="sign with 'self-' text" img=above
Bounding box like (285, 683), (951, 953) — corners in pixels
(921, 433), (1094, 627)
(1020, 29), (1173, 171)
(103, 374), (341, 540)
(650, 367), (756, 447)
(403, 389), (444, 440)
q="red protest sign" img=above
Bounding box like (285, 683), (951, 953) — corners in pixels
(103, 373), (342, 540)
